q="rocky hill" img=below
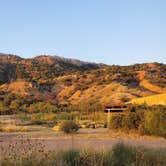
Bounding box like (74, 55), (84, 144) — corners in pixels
(0, 53), (165, 112)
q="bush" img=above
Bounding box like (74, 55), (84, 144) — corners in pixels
(144, 110), (166, 137)
(60, 120), (79, 134)
(61, 149), (80, 166)
(138, 124), (147, 135)
(122, 112), (141, 131)
(109, 106), (166, 138)
(57, 112), (73, 120)
(111, 142), (136, 166)
(109, 114), (124, 129)
(110, 112), (142, 131)
(0, 102), (10, 115)
(30, 113), (57, 126)
(74, 100), (103, 113)
(28, 102), (58, 113)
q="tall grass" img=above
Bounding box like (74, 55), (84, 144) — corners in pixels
(0, 125), (28, 132)
(18, 113), (57, 126)
(1, 142), (166, 166)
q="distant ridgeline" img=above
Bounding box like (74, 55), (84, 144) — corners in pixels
(0, 53), (166, 114)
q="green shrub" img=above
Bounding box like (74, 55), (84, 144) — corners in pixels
(109, 114), (124, 129)
(57, 112), (73, 120)
(144, 110), (166, 137)
(60, 120), (79, 134)
(110, 112), (142, 131)
(111, 142), (136, 166)
(61, 149), (80, 166)
(30, 113), (57, 126)
(28, 102), (58, 113)
(122, 112), (141, 131)
(109, 106), (166, 138)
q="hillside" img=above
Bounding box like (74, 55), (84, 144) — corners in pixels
(130, 93), (166, 106)
(0, 53), (101, 84)
(0, 54), (166, 113)
(139, 79), (166, 93)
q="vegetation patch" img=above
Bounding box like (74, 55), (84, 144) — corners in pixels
(60, 120), (79, 134)
(109, 105), (166, 137)
(1, 142), (166, 166)
(0, 125), (28, 132)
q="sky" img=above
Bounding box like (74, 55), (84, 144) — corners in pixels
(0, 0), (165, 65)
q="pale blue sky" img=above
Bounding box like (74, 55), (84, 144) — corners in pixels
(0, 0), (165, 65)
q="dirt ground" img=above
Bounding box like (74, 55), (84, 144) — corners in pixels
(0, 115), (166, 155)
(1, 128), (166, 155)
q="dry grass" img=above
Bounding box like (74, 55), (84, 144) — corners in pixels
(0, 79), (32, 95)
(140, 79), (166, 93)
(130, 93), (166, 106)
(52, 125), (60, 131)
(1, 142), (166, 166)
(0, 125), (28, 132)
(69, 83), (134, 105)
